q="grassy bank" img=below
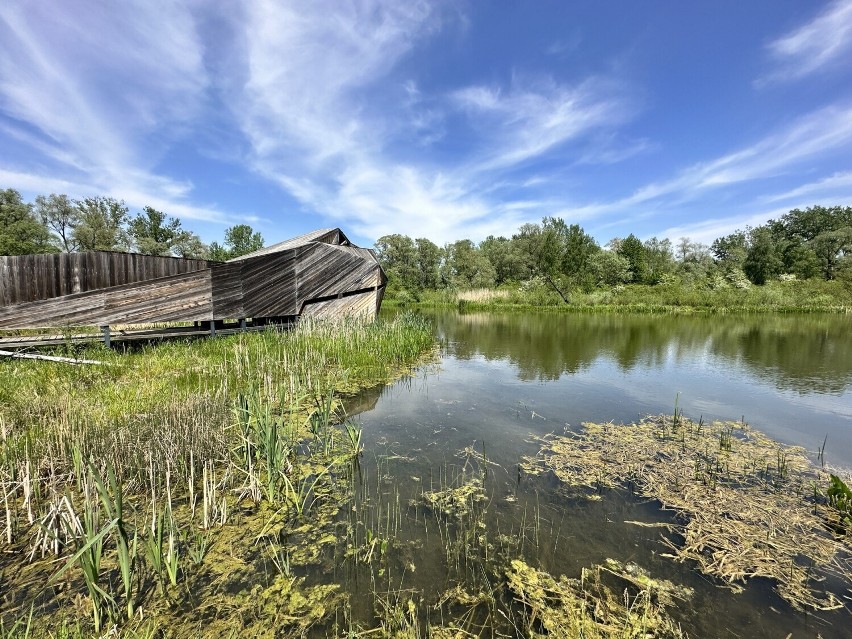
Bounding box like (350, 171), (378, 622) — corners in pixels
(389, 278), (852, 314)
(0, 314), (436, 637)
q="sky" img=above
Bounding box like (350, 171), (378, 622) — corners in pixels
(1, 1), (852, 250)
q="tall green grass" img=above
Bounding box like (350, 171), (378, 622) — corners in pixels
(0, 313), (435, 635)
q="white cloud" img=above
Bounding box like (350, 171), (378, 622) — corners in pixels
(760, 0), (852, 84)
(616, 104), (852, 210)
(452, 78), (630, 171)
(763, 171), (852, 203)
(0, 1), (237, 224)
(227, 1), (635, 242)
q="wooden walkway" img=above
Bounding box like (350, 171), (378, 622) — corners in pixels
(0, 321), (294, 351)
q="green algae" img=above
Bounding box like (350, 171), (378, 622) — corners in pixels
(524, 415), (852, 612)
(506, 559), (688, 639)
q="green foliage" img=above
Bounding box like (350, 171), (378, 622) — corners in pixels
(375, 233), (421, 293)
(743, 226), (783, 285)
(72, 196), (130, 251)
(0, 189), (55, 255)
(711, 231), (748, 270)
(616, 233), (648, 283)
(223, 224), (264, 258)
(827, 474), (852, 528)
(443, 239), (496, 288)
(35, 193), (79, 252)
(128, 206), (205, 257)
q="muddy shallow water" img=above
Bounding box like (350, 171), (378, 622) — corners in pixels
(342, 310), (852, 638)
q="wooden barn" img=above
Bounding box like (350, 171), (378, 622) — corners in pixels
(0, 228), (386, 332)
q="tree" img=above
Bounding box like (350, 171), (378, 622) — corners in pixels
(480, 235), (527, 285)
(35, 193), (79, 252)
(562, 224), (600, 285)
(443, 239), (496, 289)
(588, 250), (630, 286)
(743, 226), (783, 285)
(73, 197), (130, 251)
(172, 233), (208, 260)
(414, 238), (443, 289)
(208, 242), (230, 262)
(810, 228), (852, 280)
(616, 234), (647, 283)
(511, 219), (572, 302)
(128, 206), (184, 255)
(643, 237), (674, 284)
(0, 188), (55, 255)
(375, 234), (419, 292)
(711, 231), (748, 269)
(224, 224), (264, 258)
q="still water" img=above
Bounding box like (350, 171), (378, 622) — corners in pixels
(343, 310), (852, 637)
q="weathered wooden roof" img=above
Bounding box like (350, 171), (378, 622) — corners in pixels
(0, 228), (385, 329)
(228, 228), (350, 261)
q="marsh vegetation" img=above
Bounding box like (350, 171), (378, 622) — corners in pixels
(2, 309), (852, 637)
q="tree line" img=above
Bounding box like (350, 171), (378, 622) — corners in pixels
(375, 206), (852, 299)
(0, 188), (263, 261)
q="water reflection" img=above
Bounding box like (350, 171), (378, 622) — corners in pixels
(433, 311), (852, 395)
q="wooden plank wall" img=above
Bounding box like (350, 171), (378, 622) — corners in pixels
(0, 252), (210, 306)
(0, 270), (214, 329)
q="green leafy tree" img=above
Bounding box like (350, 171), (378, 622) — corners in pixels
(511, 219), (572, 302)
(643, 237), (674, 284)
(711, 231), (748, 270)
(0, 188), (56, 255)
(775, 206), (852, 279)
(810, 228), (852, 280)
(414, 238), (443, 289)
(172, 233), (208, 259)
(480, 235), (527, 285)
(207, 242), (230, 262)
(129, 207), (183, 255)
(443, 239), (496, 288)
(224, 224), (264, 258)
(35, 193), (79, 252)
(375, 234), (419, 292)
(73, 197), (130, 251)
(562, 224), (600, 286)
(743, 226), (783, 284)
(588, 250), (630, 286)
(616, 234), (647, 283)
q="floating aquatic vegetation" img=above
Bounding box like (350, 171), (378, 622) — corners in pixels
(525, 416), (852, 611)
(422, 475), (486, 521)
(506, 559), (688, 638)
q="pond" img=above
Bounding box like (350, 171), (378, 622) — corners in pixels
(343, 310), (852, 638)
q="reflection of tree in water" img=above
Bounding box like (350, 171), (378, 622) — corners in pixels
(432, 311), (852, 393)
(708, 315), (852, 394)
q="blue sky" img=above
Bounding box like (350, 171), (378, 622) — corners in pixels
(1, 1), (851, 249)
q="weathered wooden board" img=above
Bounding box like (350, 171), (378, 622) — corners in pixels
(0, 252), (210, 306)
(301, 289), (383, 320)
(0, 270), (214, 328)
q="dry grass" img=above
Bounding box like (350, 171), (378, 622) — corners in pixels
(525, 416), (852, 611)
(455, 289), (511, 303)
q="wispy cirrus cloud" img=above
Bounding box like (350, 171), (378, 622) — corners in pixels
(617, 104), (852, 209)
(758, 0), (852, 85)
(227, 0), (637, 243)
(0, 1), (237, 222)
(762, 171), (852, 203)
(452, 77), (631, 172)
